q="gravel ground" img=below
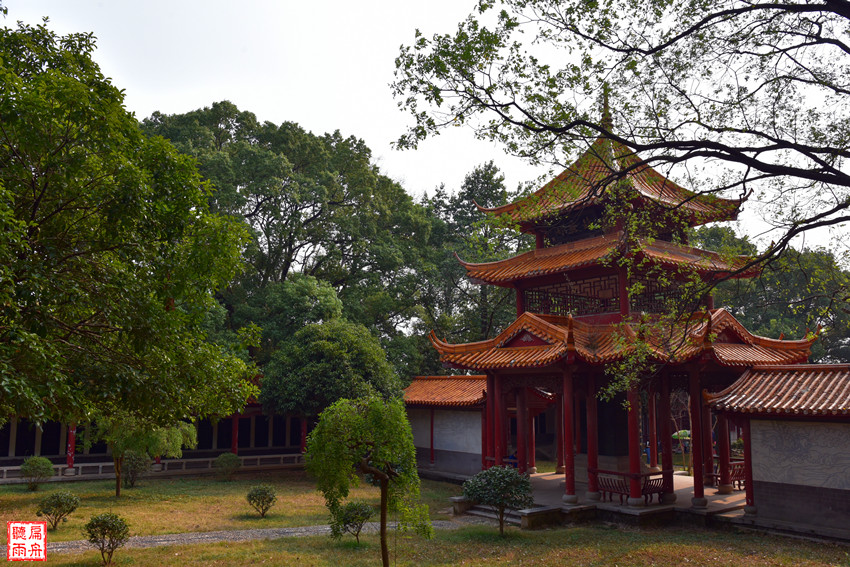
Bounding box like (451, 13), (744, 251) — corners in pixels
(47, 519), (478, 554)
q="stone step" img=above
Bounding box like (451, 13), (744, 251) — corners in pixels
(466, 505), (523, 526)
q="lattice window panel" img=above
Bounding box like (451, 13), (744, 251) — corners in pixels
(629, 275), (682, 314)
(524, 274), (620, 316)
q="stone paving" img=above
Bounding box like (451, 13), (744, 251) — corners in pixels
(47, 520), (465, 555)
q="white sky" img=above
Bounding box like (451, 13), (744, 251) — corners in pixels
(2, 1), (844, 252)
(2, 0), (548, 199)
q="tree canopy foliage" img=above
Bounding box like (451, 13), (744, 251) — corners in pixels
(394, 0), (850, 261)
(141, 102), (436, 379)
(415, 162), (533, 373)
(260, 319), (401, 418)
(305, 395), (431, 567)
(0, 21), (255, 425)
(694, 226), (850, 362)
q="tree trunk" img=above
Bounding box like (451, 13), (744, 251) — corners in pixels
(380, 476), (389, 567)
(114, 455), (123, 498)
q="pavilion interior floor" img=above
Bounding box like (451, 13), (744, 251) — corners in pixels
(529, 470), (745, 515)
(525, 471), (849, 541)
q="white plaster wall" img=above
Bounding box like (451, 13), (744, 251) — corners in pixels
(408, 409), (431, 449)
(433, 410), (481, 454)
(751, 419), (850, 490)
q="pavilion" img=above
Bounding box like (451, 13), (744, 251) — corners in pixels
(407, 104), (820, 511)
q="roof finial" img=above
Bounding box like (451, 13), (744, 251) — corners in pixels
(601, 83), (613, 132)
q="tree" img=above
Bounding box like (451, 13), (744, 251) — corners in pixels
(693, 226), (850, 362)
(393, 0), (850, 265)
(141, 103), (436, 378)
(305, 395), (432, 567)
(0, 21), (255, 425)
(462, 465), (534, 536)
(95, 413), (197, 497)
(260, 319), (401, 419)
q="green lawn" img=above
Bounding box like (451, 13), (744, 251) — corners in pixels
(40, 523), (850, 566)
(0, 469), (461, 543)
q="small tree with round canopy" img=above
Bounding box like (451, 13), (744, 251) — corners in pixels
(306, 395), (431, 567)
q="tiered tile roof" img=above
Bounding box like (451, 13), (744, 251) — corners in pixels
(478, 136), (743, 227)
(403, 375), (487, 407)
(429, 309), (814, 371)
(708, 365), (850, 417)
(459, 232), (758, 285)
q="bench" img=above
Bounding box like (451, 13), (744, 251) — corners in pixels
(711, 460), (746, 490)
(592, 469), (669, 504)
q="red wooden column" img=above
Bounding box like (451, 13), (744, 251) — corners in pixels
(555, 393), (565, 473)
(485, 373), (495, 468)
(647, 387), (658, 470)
(574, 396), (581, 452)
(231, 415), (240, 455)
(480, 406), (487, 470)
(702, 402), (714, 486)
(716, 413), (733, 494)
(742, 417), (757, 515)
(627, 388), (643, 506)
(429, 408), (436, 466)
(562, 369), (578, 503)
(585, 375), (600, 500)
(65, 424), (76, 474)
(689, 368), (707, 508)
(493, 374), (504, 466)
(528, 413), (537, 472)
(517, 387), (529, 473)
(658, 374), (676, 502)
(300, 417), (308, 453)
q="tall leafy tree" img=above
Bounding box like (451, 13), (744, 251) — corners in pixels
(306, 395), (432, 567)
(393, 0), (850, 265)
(0, 21), (254, 425)
(142, 103), (435, 378)
(260, 319), (401, 419)
(694, 227), (850, 362)
(415, 162), (532, 374)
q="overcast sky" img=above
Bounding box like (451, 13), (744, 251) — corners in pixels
(3, 0), (548, 200)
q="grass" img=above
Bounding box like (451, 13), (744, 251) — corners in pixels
(37, 522), (850, 566)
(0, 469), (462, 543)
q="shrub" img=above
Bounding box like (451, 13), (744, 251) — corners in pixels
(330, 501), (374, 544)
(36, 490), (80, 530)
(20, 456), (55, 491)
(83, 512), (129, 566)
(122, 450), (151, 488)
(246, 484), (277, 518)
(213, 452), (241, 481)
(462, 466), (534, 536)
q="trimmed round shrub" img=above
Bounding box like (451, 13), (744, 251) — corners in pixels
(213, 452), (241, 481)
(122, 450), (151, 488)
(330, 501), (374, 544)
(36, 490), (80, 529)
(463, 465), (534, 536)
(20, 456), (55, 491)
(84, 512), (129, 566)
(246, 484), (277, 518)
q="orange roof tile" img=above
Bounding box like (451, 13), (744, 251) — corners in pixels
(708, 365), (850, 417)
(403, 375), (487, 407)
(429, 309), (813, 371)
(459, 232), (757, 285)
(479, 137), (742, 226)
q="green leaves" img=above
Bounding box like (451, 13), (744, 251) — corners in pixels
(305, 395), (432, 536)
(0, 21), (255, 426)
(260, 319), (401, 418)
